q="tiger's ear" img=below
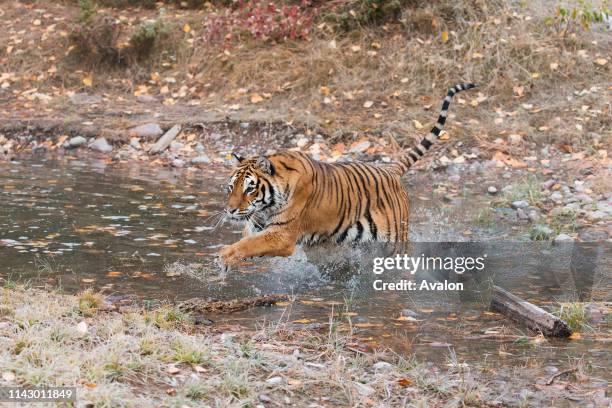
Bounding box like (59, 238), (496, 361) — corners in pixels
(230, 153), (244, 166)
(256, 156), (275, 175)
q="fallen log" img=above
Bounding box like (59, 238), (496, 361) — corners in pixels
(490, 285), (572, 338)
(149, 124), (181, 154)
(177, 294), (289, 314)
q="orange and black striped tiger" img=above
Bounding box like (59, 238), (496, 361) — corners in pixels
(219, 83), (475, 269)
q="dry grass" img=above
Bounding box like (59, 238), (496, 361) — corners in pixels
(0, 286), (495, 406)
(2, 0), (609, 146)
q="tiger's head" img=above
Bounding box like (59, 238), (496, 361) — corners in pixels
(224, 153), (280, 221)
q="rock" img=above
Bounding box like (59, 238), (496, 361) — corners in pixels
(295, 137), (309, 148)
(553, 233), (573, 244)
(578, 227), (608, 241)
(69, 93), (102, 105)
(544, 366), (559, 375)
(575, 193), (594, 203)
(136, 95), (158, 104)
(259, 394), (272, 403)
(350, 141), (371, 153)
(88, 137), (113, 153)
(449, 175), (461, 183)
(130, 138), (141, 150)
(240, 122), (250, 129)
(550, 191), (563, 203)
(67, 136), (87, 148)
(171, 159), (185, 168)
(373, 361), (393, 371)
(265, 376), (283, 386)
(170, 141), (184, 150)
(353, 382), (375, 396)
(511, 200), (529, 209)
(541, 179), (555, 190)
(195, 143), (205, 153)
(585, 304), (603, 324)
(487, 186), (498, 194)
(130, 123), (163, 139)
(527, 209), (541, 222)
(509, 134), (522, 144)
(596, 201), (612, 214)
(587, 210), (606, 221)
(401, 308), (419, 318)
(516, 208), (529, 220)
(191, 155), (211, 165)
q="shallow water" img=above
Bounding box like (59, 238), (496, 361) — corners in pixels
(1, 156), (610, 380)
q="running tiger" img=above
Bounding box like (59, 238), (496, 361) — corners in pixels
(219, 83), (476, 269)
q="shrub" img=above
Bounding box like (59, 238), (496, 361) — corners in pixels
(69, 16), (126, 66)
(129, 18), (170, 60)
(202, 0), (314, 47)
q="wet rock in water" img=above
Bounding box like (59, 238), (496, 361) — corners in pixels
(67, 136), (87, 148)
(350, 141), (371, 153)
(191, 155), (211, 165)
(401, 308), (419, 318)
(171, 159), (185, 168)
(130, 123), (163, 139)
(585, 304), (603, 324)
(578, 227), (608, 241)
(487, 186), (498, 194)
(511, 200), (529, 209)
(553, 233), (573, 244)
(88, 137), (113, 153)
(137, 94), (158, 104)
(372, 361), (393, 371)
(69, 93), (102, 105)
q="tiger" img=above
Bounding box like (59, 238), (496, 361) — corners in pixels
(218, 83), (476, 270)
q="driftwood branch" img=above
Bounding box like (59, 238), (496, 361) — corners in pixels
(177, 294), (289, 314)
(546, 367), (578, 385)
(490, 285), (572, 338)
(149, 124), (181, 154)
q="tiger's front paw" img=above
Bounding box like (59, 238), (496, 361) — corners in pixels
(217, 245), (242, 272)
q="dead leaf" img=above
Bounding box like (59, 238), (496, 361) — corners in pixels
(167, 364), (181, 374)
(594, 58), (608, 66)
(363, 100), (374, 108)
(441, 31), (449, 43)
(82, 76), (93, 87)
(106, 271), (122, 277)
(413, 119), (423, 129)
(569, 332), (581, 340)
(397, 378), (412, 387)
(292, 319), (312, 324)
(183, 23), (191, 33)
(250, 93), (263, 104)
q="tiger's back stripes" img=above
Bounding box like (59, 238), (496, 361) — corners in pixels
(219, 83), (476, 269)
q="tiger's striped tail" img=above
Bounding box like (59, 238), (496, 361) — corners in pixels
(396, 83), (476, 173)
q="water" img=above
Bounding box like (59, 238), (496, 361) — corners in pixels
(1, 156), (610, 380)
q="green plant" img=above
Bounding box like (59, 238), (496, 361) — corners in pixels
(129, 16), (169, 60)
(553, 302), (592, 331)
(78, 290), (102, 316)
(544, 1), (610, 43)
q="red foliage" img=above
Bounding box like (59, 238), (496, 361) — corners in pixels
(202, 0), (314, 47)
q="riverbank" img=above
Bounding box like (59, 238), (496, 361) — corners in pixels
(0, 286), (609, 407)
